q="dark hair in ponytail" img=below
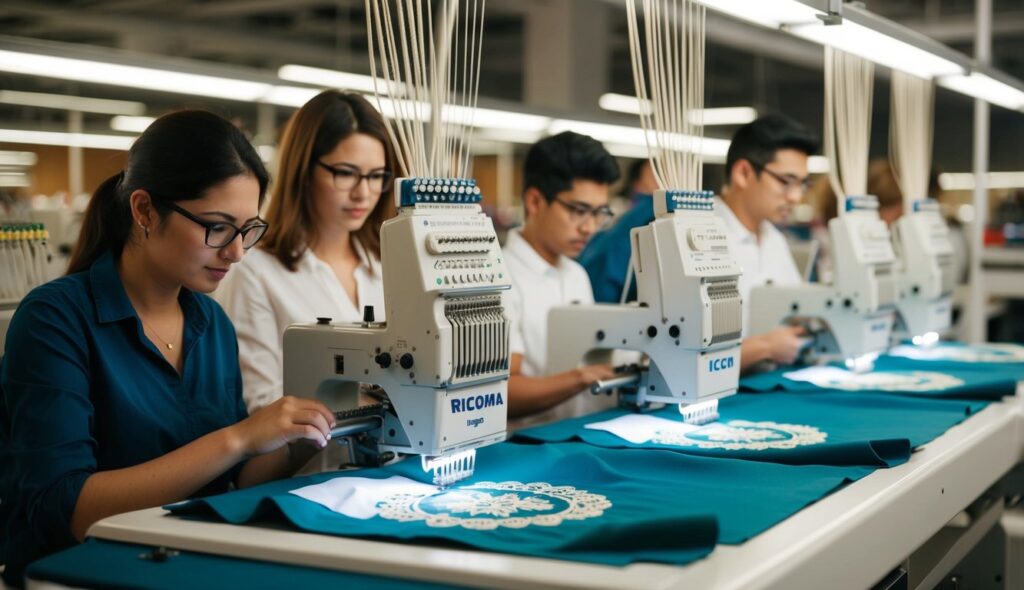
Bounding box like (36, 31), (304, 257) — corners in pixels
(67, 110), (269, 275)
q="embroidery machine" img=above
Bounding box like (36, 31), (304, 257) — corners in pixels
(282, 178), (511, 486)
(888, 72), (953, 347)
(748, 195), (898, 372)
(547, 190), (743, 425)
(891, 199), (955, 346)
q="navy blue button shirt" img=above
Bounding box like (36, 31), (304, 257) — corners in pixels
(578, 194), (654, 303)
(0, 251), (248, 586)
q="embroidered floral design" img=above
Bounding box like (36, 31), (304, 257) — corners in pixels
(808, 370), (964, 392)
(430, 491), (554, 518)
(651, 420), (827, 451)
(892, 344), (1024, 364)
(376, 481), (611, 530)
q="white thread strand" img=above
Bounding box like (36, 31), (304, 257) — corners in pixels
(366, 0), (485, 178)
(824, 47), (873, 203)
(626, 0), (706, 191)
(890, 71), (934, 208)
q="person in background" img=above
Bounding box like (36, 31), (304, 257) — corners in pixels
(580, 114), (819, 373)
(217, 91), (397, 413)
(0, 111), (336, 587)
(610, 159), (659, 214)
(504, 131), (621, 428)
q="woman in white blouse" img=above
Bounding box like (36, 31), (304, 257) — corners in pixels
(217, 91), (397, 412)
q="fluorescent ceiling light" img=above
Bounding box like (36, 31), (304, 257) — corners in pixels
(694, 0), (822, 29)
(0, 129), (136, 151)
(548, 118), (731, 159)
(603, 143), (652, 159)
(598, 94), (757, 125)
(808, 155), (830, 173)
(0, 90), (145, 115)
(788, 19), (964, 78)
(446, 105), (550, 132)
(0, 172), (31, 187)
(278, 64), (392, 95)
(0, 49), (273, 102)
(0, 150), (38, 167)
(473, 127), (545, 145)
(938, 172), (1024, 191)
(262, 85), (321, 108)
(937, 72), (1024, 111)
(109, 115), (155, 133)
(598, 93), (648, 115)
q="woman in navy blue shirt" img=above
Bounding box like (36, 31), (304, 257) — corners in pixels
(0, 110), (337, 586)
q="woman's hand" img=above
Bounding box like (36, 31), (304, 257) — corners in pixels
(229, 395), (336, 457)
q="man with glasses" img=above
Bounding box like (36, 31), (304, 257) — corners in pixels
(504, 131), (621, 428)
(580, 114), (819, 373)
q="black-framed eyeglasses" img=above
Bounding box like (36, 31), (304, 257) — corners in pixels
(160, 200), (268, 249)
(754, 164), (812, 194)
(553, 197), (615, 228)
(316, 161), (393, 194)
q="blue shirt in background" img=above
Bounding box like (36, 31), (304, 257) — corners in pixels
(0, 251), (248, 586)
(579, 194), (654, 303)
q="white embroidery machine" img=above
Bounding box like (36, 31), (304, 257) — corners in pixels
(748, 195), (897, 372)
(547, 190), (743, 424)
(891, 199), (955, 346)
(282, 178), (511, 486)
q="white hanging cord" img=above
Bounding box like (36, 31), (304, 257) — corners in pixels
(889, 71), (934, 208)
(823, 46), (874, 204)
(625, 0), (706, 191)
(366, 0), (485, 178)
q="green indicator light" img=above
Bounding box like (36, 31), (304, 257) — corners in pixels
(436, 278), (443, 285)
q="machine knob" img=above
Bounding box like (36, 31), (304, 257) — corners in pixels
(399, 353), (415, 369)
(316, 317), (332, 325)
(363, 305), (376, 323)
(375, 352), (392, 368)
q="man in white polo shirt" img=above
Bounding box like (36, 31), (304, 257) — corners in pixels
(716, 114), (820, 372)
(504, 131), (621, 428)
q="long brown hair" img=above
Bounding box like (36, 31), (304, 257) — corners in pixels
(260, 91), (398, 271)
(67, 110), (269, 275)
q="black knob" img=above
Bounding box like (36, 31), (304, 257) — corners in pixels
(596, 330), (606, 341)
(669, 325), (680, 338)
(399, 353), (414, 369)
(375, 352), (392, 368)
(316, 317), (332, 325)
(843, 298), (853, 308)
(363, 305), (376, 323)
(646, 326), (658, 338)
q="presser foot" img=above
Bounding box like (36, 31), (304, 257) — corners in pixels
(679, 399), (719, 425)
(422, 449), (477, 488)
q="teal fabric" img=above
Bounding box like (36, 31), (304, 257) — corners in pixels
(739, 364), (1016, 400)
(512, 393), (986, 467)
(875, 343), (1024, 383)
(27, 538), (462, 590)
(167, 442), (871, 566)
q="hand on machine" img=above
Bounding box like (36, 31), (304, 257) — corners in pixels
(283, 178), (511, 487)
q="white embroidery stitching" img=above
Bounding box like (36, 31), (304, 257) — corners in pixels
(376, 481), (611, 530)
(891, 344), (1024, 364)
(805, 370), (965, 392)
(651, 420), (827, 451)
